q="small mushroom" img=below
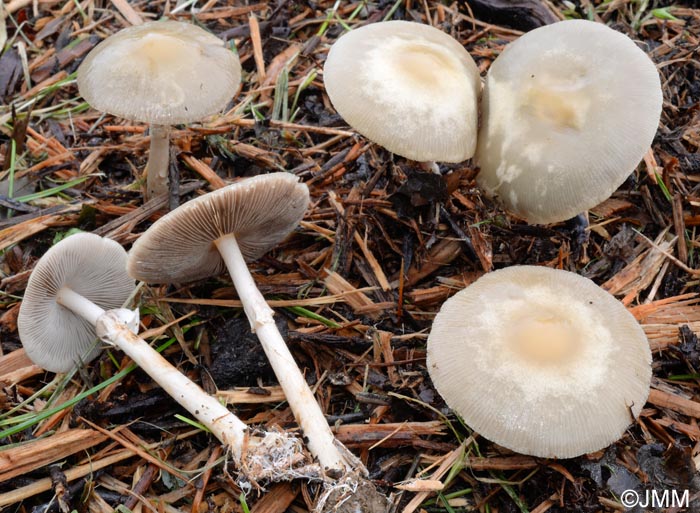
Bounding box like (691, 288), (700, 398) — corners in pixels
(77, 20), (241, 199)
(18, 233), (309, 477)
(323, 20), (481, 171)
(475, 20), (662, 224)
(127, 173), (389, 509)
(427, 265), (652, 458)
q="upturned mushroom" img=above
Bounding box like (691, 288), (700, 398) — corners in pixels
(323, 20), (481, 172)
(18, 232), (310, 481)
(77, 20), (241, 199)
(427, 266), (652, 458)
(127, 173), (389, 510)
(475, 19), (662, 224)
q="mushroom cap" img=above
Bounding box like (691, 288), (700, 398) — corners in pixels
(18, 233), (135, 373)
(323, 20), (481, 163)
(427, 266), (651, 458)
(475, 20), (662, 224)
(127, 172), (309, 283)
(77, 20), (241, 125)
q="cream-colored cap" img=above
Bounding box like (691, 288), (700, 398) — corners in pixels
(427, 265), (651, 458)
(77, 20), (241, 125)
(127, 173), (309, 283)
(18, 233), (135, 373)
(476, 20), (662, 224)
(323, 21), (481, 163)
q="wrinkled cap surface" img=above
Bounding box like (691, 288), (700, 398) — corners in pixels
(475, 19), (662, 224)
(323, 20), (481, 163)
(18, 233), (135, 373)
(77, 20), (241, 125)
(427, 266), (651, 458)
(127, 172), (309, 283)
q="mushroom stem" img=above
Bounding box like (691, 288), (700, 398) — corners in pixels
(56, 286), (105, 326)
(146, 124), (171, 200)
(95, 311), (249, 459)
(419, 161), (441, 174)
(54, 287), (249, 460)
(215, 233), (353, 474)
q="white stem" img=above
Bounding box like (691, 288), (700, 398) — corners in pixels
(419, 161), (441, 174)
(146, 124), (171, 200)
(215, 234), (352, 475)
(95, 310), (248, 460)
(57, 287), (105, 326)
(55, 290), (314, 481)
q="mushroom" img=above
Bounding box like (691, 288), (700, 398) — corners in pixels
(475, 19), (662, 224)
(127, 173), (389, 509)
(77, 20), (241, 199)
(323, 20), (481, 172)
(18, 232), (310, 481)
(427, 265), (652, 458)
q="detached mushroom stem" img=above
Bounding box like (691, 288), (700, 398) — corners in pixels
(146, 124), (171, 199)
(215, 233), (350, 474)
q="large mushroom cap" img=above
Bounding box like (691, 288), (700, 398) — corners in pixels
(427, 266), (651, 458)
(77, 20), (241, 125)
(323, 20), (481, 163)
(127, 172), (309, 283)
(475, 20), (662, 224)
(18, 233), (135, 373)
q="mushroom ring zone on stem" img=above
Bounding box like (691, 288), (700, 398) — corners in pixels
(17, 233), (312, 482)
(475, 19), (662, 224)
(77, 20), (241, 199)
(427, 266), (652, 459)
(323, 20), (481, 164)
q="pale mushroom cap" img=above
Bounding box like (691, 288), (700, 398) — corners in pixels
(77, 20), (241, 125)
(427, 266), (651, 458)
(323, 21), (481, 163)
(18, 233), (135, 373)
(475, 20), (662, 224)
(127, 172), (309, 283)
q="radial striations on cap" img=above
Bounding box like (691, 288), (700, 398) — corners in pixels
(18, 233), (135, 373)
(427, 266), (652, 458)
(475, 20), (662, 224)
(127, 173), (310, 284)
(77, 21), (241, 125)
(324, 21), (481, 163)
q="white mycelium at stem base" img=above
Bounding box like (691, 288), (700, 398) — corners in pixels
(215, 233), (349, 473)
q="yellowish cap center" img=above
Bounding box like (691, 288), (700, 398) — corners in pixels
(509, 313), (578, 365)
